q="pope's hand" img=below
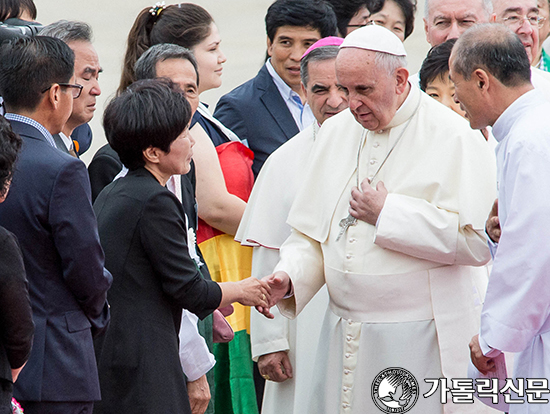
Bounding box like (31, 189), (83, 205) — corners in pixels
(486, 199), (500, 243)
(255, 271), (291, 319)
(349, 179), (388, 225)
(258, 351), (293, 382)
(469, 334), (496, 375)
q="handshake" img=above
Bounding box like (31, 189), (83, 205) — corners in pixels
(232, 272), (292, 319)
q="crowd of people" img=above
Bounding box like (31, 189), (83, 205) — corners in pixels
(0, 0), (549, 413)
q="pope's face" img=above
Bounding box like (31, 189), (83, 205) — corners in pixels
(336, 48), (405, 131)
(424, 0), (489, 46)
(303, 58), (348, 124)
(492, 0), (540, 63)
(449, 55), (487, 129)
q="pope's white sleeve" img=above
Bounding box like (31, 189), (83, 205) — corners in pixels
(274, 228), (325, 319)
(250, 246), (290, 361)
(178, 309), (215, 382)
(374, 193), (490, 266)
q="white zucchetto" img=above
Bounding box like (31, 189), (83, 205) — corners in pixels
(340, 24), (407, 57)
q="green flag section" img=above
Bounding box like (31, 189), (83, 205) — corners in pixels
(213, 330), (258, 414)
(197, 233), (256, 414)
(197, 315), (216, 414)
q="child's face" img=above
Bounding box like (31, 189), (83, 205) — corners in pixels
(425, 73), (467, 118)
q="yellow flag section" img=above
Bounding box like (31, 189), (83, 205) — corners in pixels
(198, 233), (258, 414)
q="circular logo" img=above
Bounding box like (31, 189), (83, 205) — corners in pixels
(371, 367), (419, 413)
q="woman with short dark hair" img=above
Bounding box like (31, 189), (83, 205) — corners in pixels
(93, 79), (270, 414)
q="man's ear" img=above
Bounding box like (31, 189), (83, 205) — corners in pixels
(142, 146), (162, 165)
(395, 67), (410, 94)
(47, 83), (62, 110)
(301, 82), (307, 100)
(473, 68), (490, 92)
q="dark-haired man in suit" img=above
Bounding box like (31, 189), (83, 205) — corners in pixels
(0, 36), (112, 414)
(214, 0), (338, 177)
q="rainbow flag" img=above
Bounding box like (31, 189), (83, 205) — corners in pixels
(197, 141), (257, 414)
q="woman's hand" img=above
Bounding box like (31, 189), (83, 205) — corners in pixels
(236, 276), (271, 307)
(218, 277), (271, 309)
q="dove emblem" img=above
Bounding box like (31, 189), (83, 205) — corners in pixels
(371, 367), (419, 413)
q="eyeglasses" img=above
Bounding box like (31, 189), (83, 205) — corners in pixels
(347, 22), (369, 28)
(41, 83), (83, 99)
(347, 20), (377, 29)
(502, 14), (545, 29)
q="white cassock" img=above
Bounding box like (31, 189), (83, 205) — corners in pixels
(235, 122), (331, 414)
(479, 90), (550, 414)
(275, 84), (499, 414)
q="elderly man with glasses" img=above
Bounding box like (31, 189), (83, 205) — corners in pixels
(491, 0), (550, 92)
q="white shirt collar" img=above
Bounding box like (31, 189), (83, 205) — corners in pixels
(266, 59), (296, 101)
(58, 131), (73, 151)
(265, 59), (314, 130)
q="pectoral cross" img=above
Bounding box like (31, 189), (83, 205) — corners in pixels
(335, 214), (357, 242)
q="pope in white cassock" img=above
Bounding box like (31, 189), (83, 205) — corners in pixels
(258, 25), (499, 414)
(451, 24), (550, 414)
(236, 37), (348, 414)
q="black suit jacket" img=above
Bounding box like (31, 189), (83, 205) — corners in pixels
(0, 227), (34, 382)
(0, 120), (112, 402)
(88, 144), (122, 203)
(214, 64), (299, 176)
(93, 168), (221, 413)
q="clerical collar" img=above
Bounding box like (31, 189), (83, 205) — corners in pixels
(384, 81), (420, 131)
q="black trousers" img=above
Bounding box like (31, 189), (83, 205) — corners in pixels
(0, 379), (13, 414)
(19, 400), (93, 414)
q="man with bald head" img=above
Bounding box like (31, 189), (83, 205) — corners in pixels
(451, 23), (550, 412)
(259, 25), (497, 414)
(424, 0), (492, 46)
